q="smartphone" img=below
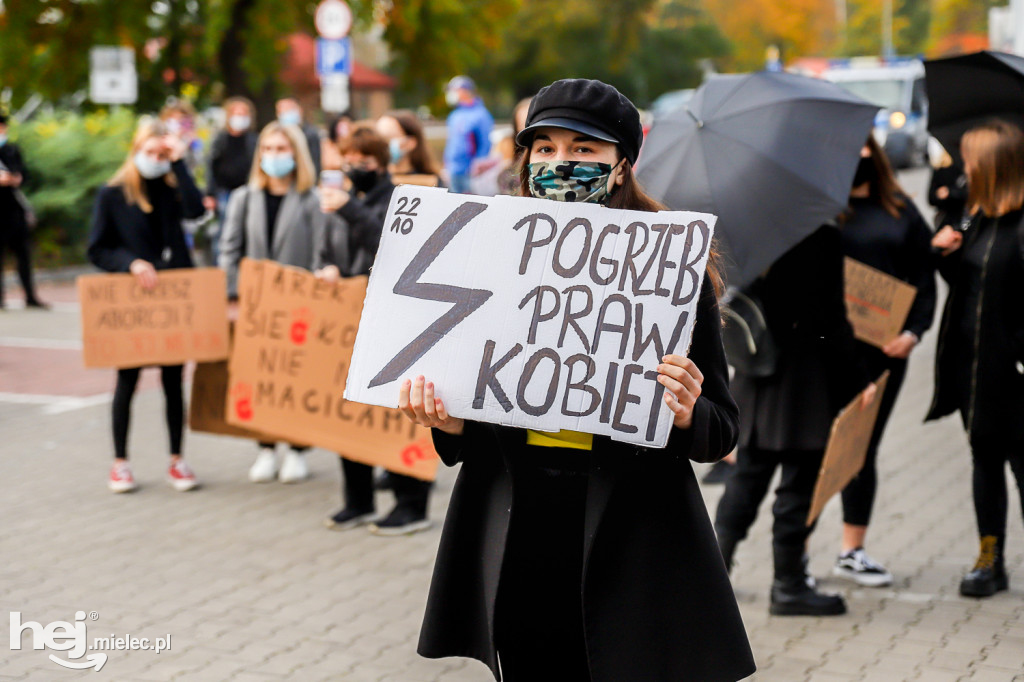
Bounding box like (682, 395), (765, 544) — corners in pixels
(320, 170), (345, 190)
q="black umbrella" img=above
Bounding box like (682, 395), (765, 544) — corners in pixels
(636, 71), (878, 288)
(924, 50), (1024, 163)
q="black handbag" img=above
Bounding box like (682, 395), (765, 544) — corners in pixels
(720, 279), (779, 378)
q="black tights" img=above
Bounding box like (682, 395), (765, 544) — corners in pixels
(113, 365), (184, 460)
(971, 437), (1024, 539)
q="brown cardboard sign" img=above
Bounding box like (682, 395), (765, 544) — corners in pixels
(190, 359), (279, 441)
(226, 259), (438, 480)
(844, 258), (917, 349)
(806, 371), (890, 526)
(78, 268), (230, 369)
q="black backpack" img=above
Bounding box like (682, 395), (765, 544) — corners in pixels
(720, 279), (779, 378)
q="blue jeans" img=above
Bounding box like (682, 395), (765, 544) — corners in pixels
(449, 172), (471, 194)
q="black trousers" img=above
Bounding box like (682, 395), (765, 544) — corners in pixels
(970, 435), (1024, 539)
(0, 218), (39, 305)
(495, 448), (591, 681)
(840, 355), (908, 526)
(113, 365), (184, 460)
(338, 457), (431, 514)
(714, 446), (824, 575)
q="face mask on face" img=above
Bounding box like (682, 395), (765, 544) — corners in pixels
(389, 138), (405, 164)
(165, 119), (183, 136)
(279, 110), (301, 127)
(445, 90), (460, 107)
(261, 153), (296, 179)
(0, 134), (7, 147)
(347, 167), (379, 193)
(134, 152), (171, 180)
(528, 160), (619, 204)
(853, 156), (875, 188)
(228, 115), (251, 132)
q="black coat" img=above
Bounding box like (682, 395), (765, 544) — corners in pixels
(733, 225), (870, 451)
(418, 272), (755, 682)
(927, 209), (1024, 445)
(0, 142), (28, 231)
(87, 161), (203, 273)
(928, 165), (968, 231)
(321, 174), (395, 276)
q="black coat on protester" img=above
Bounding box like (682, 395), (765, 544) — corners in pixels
(928, 165), (968, 231)
(87, 161), (204, 272)
(927, 209), (1024, 445)
(0, 142), (29, 232)
(320, 173), (395, 276)
(417, 272), (756, 682)
(732, 225), (871, 451)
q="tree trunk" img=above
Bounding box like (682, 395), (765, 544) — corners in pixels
(217, 0), (276, 125)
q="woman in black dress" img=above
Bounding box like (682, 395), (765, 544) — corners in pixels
(397, 79), (754, 682)
(929, 119), (1024, 597)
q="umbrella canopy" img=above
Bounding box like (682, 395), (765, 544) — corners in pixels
(924, 50), (1024, 163)
(636, 71), (878, 288)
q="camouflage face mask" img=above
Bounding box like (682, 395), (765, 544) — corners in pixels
(528, 160), (619, 204)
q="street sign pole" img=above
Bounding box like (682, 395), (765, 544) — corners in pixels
(315, 0), (353, 114)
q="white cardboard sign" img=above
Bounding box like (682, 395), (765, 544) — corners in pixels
(345, 186), (717, 448)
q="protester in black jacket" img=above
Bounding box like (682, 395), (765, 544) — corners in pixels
(0, 113), (45, 308)
(930, 119), (1024, 598)
(928, 142), (968, 231)
(398, 79), (754, 682)
(87, 119), (204, 494)
(831, 137), (936, 587)
(715, 223), (877, 617)
(206, 97), (257, 262)
(318, 126), (433, 537)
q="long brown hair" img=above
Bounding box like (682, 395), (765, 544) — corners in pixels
(107, 118), (176, 214)
(383, 110), (441, 176)
(857, 135), (907, 218)
(517, 150), (724, 297)
(962, 119), (1024, 218)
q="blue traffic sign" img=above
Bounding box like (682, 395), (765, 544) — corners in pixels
(316, 38), (352, 76)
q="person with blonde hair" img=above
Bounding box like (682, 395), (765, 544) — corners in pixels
(930, 119), (1024, 598)
(87, 117), (204, 493)
(219, 121), (327, 484)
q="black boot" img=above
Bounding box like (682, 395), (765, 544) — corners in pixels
(770, 546), (846, 616)
(960, 535), (1008, 597)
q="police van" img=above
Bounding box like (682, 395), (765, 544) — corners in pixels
(823, 58), (929, 168)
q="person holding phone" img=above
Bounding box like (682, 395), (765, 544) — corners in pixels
(87, 118), (204, 493)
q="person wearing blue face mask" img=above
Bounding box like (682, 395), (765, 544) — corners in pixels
(87, 118), (205, 494)
(398, 79), (754, 682)
(0, 112), (46, 309)
(442, 76), (493, 194)
(375, 110), (443, 189)
(219, 122), (331, 485)
(275, 98), (322, 176)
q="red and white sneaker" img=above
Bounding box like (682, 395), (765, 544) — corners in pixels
(168, 459), (198, 492)
(109, 460), (137, 493)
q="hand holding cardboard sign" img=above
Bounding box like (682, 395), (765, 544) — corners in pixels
(129, 259), (158, 290)
(656, 354), (704, 430)
(859, 382), (878, 411)
(399, 376), (465, 436)
(882, 331), (917, 359)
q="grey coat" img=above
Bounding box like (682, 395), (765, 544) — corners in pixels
(218, 184), (329, 296)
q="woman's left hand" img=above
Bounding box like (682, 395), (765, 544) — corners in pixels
(657, 354), (703, 430)
(882, 331), (917, 359)
(320, 187), (350, 213)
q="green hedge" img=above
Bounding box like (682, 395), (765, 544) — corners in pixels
(12, 109), (136, 266)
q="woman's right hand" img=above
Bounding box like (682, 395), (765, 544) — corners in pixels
(932, 225), (963, 256)
(399, 375), (465, 436)
(315, 265), (341, 283)
(129, 259), (158, 289)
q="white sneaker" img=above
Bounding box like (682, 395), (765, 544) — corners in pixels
(249, 448), (278, 483)
(833, 548), (894, 587)
(278, 450), (309, 483)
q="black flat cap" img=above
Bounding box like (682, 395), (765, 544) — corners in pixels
(516, 79), (643, 165)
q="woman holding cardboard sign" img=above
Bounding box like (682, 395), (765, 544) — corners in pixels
(219, 121), (327, 485)
(831, 137), (936, 587)
(87, 118), (204, 493)
(398, 80), (754, 682)
(929, 119), (1024, 598)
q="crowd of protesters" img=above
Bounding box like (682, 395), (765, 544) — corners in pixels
(0, 63), (1008, 681)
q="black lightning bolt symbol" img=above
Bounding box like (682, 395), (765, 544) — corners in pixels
(368, 201), (493, 388)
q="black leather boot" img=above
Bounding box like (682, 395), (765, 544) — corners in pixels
(960, 535), (1008, 597)
(770, 546), (846, 616)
